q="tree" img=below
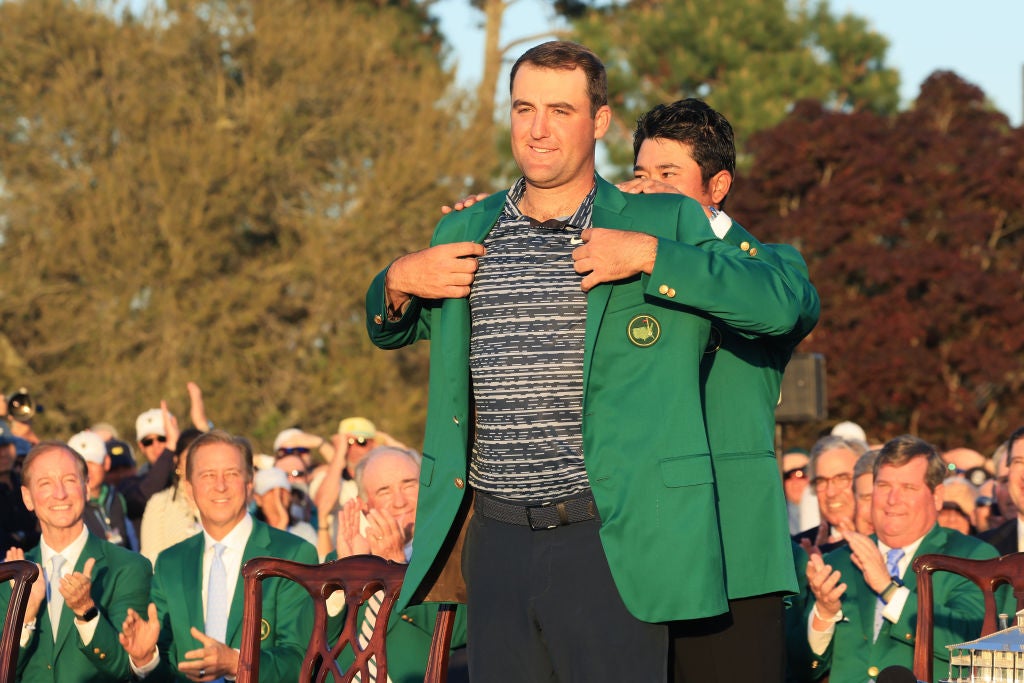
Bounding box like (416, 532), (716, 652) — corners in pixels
(568, 0), (899, 170)
(0, 0), (491, 448)
(733, 72), (1024, 452)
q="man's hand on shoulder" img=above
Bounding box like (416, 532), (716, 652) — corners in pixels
(440, 192), (489, 214)
(385, 242), (486, 314)
(572, 228), (657, 292)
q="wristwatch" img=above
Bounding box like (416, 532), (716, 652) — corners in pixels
(76, 605), (99, 623)
(880, 577), (904, 603)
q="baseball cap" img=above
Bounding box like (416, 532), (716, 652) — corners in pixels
(254, 467), (291, 496)
(272, 428), (304, 453)
(106, 438), (136, 469)
(338, 417), (376, 439)
(68, 431), (108, 465)
(136, 408), (167, 441)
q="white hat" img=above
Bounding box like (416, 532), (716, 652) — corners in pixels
(831, 420), (868, 445)
(272, 428), (303, 453)
(253, 453), (277, 472)
(135, 408), (167, 441)
(254, 467), (290, 496)
(69, 430), (108, 465)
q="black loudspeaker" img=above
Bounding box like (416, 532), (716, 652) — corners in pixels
(775, 352), (827, 422)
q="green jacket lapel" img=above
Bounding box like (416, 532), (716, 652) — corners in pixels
(226, 519), (268, 644)
(181, 532), (205, 634)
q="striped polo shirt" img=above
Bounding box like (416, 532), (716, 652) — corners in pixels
(467, 178), (595, 503)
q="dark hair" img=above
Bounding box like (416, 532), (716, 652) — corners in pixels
(21, 441), (87, 486)
(184, 429), (254, 482)
(874, 434), (946, 491)
(633, 99), (736, 207)
(1008, 426), (1024, 457)
(510, 41), (607, 116)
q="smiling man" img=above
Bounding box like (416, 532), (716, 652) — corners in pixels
(118, 430), (315, 682)
(367, 40), (816, 681)
(804, 435), (1000, 682)
(0, 441), (151, 681)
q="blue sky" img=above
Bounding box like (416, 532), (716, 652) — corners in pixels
(433, 0), (1023, 126)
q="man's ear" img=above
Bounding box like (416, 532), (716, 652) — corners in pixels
(710, 170), (733, 206)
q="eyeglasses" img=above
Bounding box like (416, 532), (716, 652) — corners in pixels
(783, 467), (807, 481)
(347, 437), (369, 447)
(140, 436), (167, 447)
(282, 469), (308, 478)
(276, 447), (310, 457)
(811, 472), (853, 492)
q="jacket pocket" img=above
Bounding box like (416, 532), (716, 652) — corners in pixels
(660, 453), (714, 488)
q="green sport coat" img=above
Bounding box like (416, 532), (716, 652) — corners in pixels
(807, 524), (1003, 683)
(150, 518), (316, 682)
(366, 175), (815, 623)
(1, 531), (152, 682)
(703, 221), (820, 600)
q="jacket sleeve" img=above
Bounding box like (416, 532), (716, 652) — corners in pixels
(645, 200), (820, 339)
(77, 549), (153, 678)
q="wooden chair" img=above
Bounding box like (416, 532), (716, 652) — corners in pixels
(0, 559), (40, 682)
(236, 554), (457, 683)
(912, 552), (1024, 683)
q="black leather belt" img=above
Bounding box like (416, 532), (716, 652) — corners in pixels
(474, 491), (598, 530)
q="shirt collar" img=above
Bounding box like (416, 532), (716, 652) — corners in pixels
(202, 513), (253, 553)
(41, 526), (90, 570)
(502, 176), (597, 229)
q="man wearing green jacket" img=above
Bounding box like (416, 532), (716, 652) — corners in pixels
(805, 435), (1000, 682)
(119, 430), (316, 682)
(368, 41), (817, 681)
(621, 98), (819, 683)
(1, 441), (152, 682)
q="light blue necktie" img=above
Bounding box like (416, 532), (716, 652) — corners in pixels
(206, 543), (228, 642)
(48, 554), (66, 641)
(873, 547), (905, 641)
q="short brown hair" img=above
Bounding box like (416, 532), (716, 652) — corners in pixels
(510, 41), (608, 116)
(21, 441), (87, 486)
(184, 430), (254, 482)
(874, 434), (946, 491)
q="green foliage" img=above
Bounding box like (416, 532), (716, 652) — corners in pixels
(733, 73), (1024, 452)
(568, 0), (899, 171)
(0, 0), (489, 449)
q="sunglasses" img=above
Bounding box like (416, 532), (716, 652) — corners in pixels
(783, 467), (807, 481)
(282, 469), (308, 478)
(347, 437), (369, 447)
(140, 436), (167, 447)
(276, 447), (310, 457)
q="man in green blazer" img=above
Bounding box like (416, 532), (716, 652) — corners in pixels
(367, 41), (816, 681)
(1, 441), (151, 682)
(805, 435), (1002, 683)
(119, 430), (316, 682)
(622, 98), (819, 683)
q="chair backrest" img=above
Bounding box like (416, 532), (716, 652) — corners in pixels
(912, 552), (1024, 683)
(0, 559), (40, 683)
(236, 554), (456, 683)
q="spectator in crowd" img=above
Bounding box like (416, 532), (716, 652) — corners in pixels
(253, 465), (318, 551)
(803, 435), (1000, 682)
(793, 435), (867, 552)
(979, 427), (1024, 555)
(118, 405), (178, 533)
(853, 449), (879, 536)
(942, 446), (992, 486)
(271, 427), (330, 530)
(782, 449), (812, 535)
(0, 418), (38, 553)
(938, 476), (979, 535)
(69, 430), (136, 550)
(119, 430), (316, 681)
(311, 417), (380, 526)
(1, 441), (151, 681)
(329, 445), (468, 683)
(984, 440), (1014, 531)
(138, 428), (203, 565)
